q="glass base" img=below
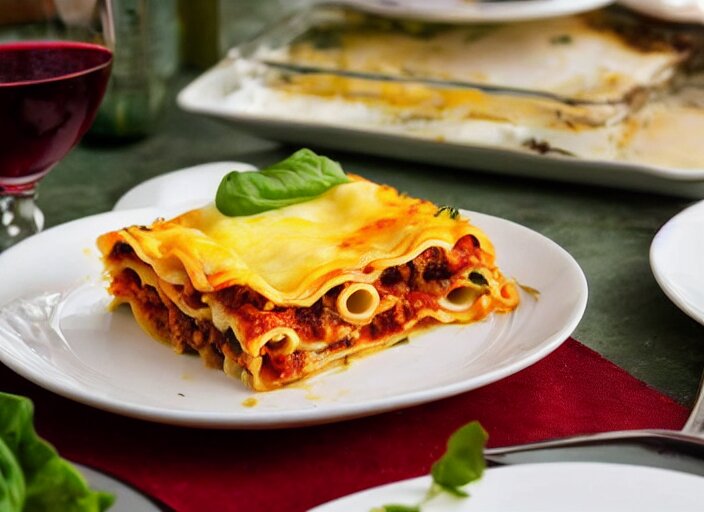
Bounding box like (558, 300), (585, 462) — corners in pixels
(0, 193), (44, 252)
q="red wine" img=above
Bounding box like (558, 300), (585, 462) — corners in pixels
(0, 41), (112, 192)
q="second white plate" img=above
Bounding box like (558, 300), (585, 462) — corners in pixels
(650, 200), (704, 326)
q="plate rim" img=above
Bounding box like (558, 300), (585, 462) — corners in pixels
(0, 208), (587, 429)
(649, 199), (704, 326)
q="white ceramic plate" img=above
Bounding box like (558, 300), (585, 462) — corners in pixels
(309, 462), (704, 511)
(0, 190), (586, 428)
(113, 161), (256, 211)
(76, 464), (163, 512)
(650, 200), (704, 326)
(319, 0), (612, 22)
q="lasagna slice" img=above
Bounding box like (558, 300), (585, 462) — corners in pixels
(97, 176), (519, 391)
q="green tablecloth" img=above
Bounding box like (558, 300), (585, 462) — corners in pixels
(36, 73), (704, 407)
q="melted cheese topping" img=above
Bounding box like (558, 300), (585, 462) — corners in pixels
(97, 176), (493, 307)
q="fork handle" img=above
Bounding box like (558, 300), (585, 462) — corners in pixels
(682, 369), (704, 436)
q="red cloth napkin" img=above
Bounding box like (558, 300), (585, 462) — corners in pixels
(0, 338), (689, 512)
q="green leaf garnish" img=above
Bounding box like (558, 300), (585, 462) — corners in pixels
(215, 148), (351, 217)
(0, 392), (114, 512)
(434, 206), (459, 219)
(375, 421), (487, 512)
(431, 422), (487, 495)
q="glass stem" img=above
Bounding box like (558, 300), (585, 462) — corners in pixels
(0, 191), (44, 252)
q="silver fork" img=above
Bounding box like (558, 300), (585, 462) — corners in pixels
(484, 370), (704, 476)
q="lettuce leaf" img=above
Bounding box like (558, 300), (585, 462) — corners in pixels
(215, 148), (350, 216)
(0, 392), (114, 512)
(0, 437), (24, 511)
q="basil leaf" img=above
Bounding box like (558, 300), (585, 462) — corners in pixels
(0, 392), (114, 512)
(430, 421), (487, 493)
(216, 148), (350, 216)
(371, 421), (487, 512)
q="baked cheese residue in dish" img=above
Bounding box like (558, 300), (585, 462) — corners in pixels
(272, 10), (686, 103)
(97, 159), (519, 391)
(217, 7), (704, 170)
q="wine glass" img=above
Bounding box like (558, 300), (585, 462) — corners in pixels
(0, 0), (114, 251)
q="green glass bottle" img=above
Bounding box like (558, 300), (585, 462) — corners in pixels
(178, 0), (220, 70)
(90, 0), (178, 140)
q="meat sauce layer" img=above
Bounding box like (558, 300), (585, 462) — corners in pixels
(108, 234), (483, 386)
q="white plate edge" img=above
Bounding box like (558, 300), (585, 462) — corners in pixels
(649, 199), (704, 326)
